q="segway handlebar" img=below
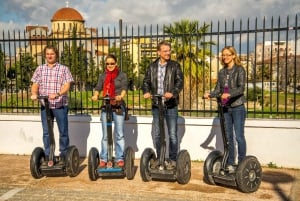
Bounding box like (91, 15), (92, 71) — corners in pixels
(37, 95), (49, 100)
(98, 96), (115, 101)
(202, 95), (225, 106)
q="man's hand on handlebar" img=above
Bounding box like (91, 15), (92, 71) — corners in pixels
(31, 94), (38, 100)
(143, 92), (151, 99)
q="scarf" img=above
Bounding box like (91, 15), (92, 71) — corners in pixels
(103, 66), (119, 98)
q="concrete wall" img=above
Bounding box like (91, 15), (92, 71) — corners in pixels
(0, 114), (299, 168)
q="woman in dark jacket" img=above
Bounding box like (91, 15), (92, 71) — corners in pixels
(204, 46), (246, 173)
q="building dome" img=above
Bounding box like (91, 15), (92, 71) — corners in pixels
(51, 7), (84, 22)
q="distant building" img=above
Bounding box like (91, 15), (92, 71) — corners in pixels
(21, 5), (109, 70)
(121, 37), (168, 74)
(255, 41), (295, 63)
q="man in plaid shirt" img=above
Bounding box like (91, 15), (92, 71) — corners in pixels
(31, 45), (74, 167)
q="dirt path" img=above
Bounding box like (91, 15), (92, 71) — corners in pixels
(0, 154), (299, 201)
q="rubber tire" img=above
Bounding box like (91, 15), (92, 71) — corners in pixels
(176, 150), (191, 184)
(125, 146), (135, 180)
(203, 150), (223, 185)
(236, 155), (262, 193)
(140, 148), (156, 182)
(88, 147), (99, 181)
(65, 145), (80, 177)
(30, 147), (45, 179)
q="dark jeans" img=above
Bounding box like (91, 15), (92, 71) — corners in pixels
(41, 106), (69, 157)
(223, 104), (246, 165)
(152, 106), (178, 161)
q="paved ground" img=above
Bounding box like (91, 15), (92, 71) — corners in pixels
(0, 154), (299, 201)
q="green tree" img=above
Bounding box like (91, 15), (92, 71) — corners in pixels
(256, 64), (271, 81)
(138, 56), (152, 88)
(0, 47), (6, 90)
(60, 28), (88, 91)
(86, 52), (99, 90)
(15, 53), (37, 90)
(163, 19), (215, 111)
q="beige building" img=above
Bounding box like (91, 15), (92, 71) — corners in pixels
(22, 6), (109, 69)
(255, 41), (294, 63)
(121, 37), (167, 74)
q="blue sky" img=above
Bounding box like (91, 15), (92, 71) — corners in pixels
(0, 0), (299, 31)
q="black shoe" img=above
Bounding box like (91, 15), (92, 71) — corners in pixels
(42, 156), (49, 166)
(58, 156), (65, 165)
(165, 160), (176, 170)
(150, 159), (159, 169)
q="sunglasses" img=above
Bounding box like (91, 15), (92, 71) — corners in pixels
(106, 63), (116, 66)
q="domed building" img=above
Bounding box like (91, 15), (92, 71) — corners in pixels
(24, 4), (108, 67)
(51, 7), (85, 34)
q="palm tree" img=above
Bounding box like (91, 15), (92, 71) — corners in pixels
(163, 19), (215, 113)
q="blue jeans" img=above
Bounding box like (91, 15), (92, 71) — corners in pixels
(100, 105), (125, 162)
(152, 106), (178, 161)
(41, 106), (69, 157)
(223, 104), (247, 166)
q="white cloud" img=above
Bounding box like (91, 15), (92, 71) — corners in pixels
(0, 0), (299, 31)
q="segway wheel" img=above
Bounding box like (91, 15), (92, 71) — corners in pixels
(236, 155), (262, 193)
(30, 147), (45, 179)
(125, 146), (135, 180)
(65, 145), (80, 177)
(88, 147), (99, 181)
(176, 150), (191, 184)
(203, 150), (223, 185)
(140, 148), (156, 182)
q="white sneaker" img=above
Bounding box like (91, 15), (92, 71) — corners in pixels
(226, 165), (236, 174)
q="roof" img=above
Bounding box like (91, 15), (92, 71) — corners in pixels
(51, 7), (84, 22)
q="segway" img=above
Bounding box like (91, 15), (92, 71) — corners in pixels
(88, 95), (135, 180)
(30, 95), (80, 179)
(203, 96), (262, 193)
(140, 94), (191, 184)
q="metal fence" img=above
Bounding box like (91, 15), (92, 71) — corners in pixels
(0, 16), (300, 119)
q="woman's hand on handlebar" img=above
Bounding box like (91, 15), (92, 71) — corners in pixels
(115, 95), (123, 101)
(203, 93), (211, 99)
(91, 95), (98, 101)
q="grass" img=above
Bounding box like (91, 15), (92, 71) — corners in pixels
(1, 89), (300, 119)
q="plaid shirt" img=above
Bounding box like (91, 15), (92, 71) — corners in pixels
(31, 62), (74, 109)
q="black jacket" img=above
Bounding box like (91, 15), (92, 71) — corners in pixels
(210, 65), (246, 107)
(142, 58), (184, 108)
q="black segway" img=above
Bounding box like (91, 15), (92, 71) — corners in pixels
(203, 96), (262, 193)
(140, 94), (191, 184)
(30, 95), (80, 178)
(88, 95), (135, 180)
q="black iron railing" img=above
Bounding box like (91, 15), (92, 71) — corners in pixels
(0, 16), (299, 119)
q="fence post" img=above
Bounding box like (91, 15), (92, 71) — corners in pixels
(119, 19), (123, 71)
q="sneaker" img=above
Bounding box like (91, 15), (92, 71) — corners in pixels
(99, 160), (107, 168)
(117, 160), (124, 167)
(107, 161), (113, 168)
(226, 165), (236, 174)
(166, 160), (176, 170)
